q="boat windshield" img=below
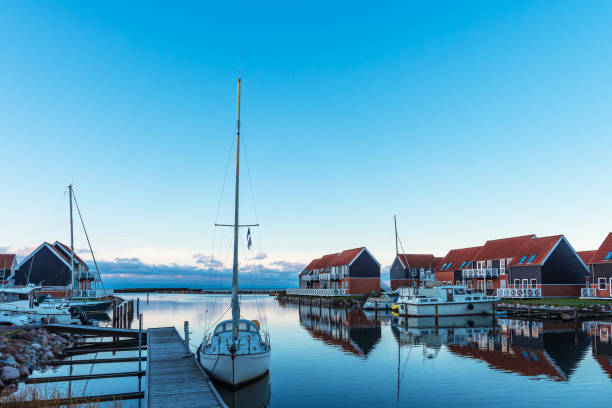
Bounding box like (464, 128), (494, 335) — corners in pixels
(454, 288), (466, 295)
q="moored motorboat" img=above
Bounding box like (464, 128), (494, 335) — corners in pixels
(0, 287), (83, 325)
(392, 284), (498, 317)
(363, 293), (397, 310)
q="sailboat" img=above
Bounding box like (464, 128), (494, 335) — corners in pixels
(198, 77), (271, 387)
(36, 185), (113, 313)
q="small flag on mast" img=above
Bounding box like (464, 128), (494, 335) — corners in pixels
(247, 228), (252, 250)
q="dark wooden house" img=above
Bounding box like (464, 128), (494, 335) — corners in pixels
(15, 241), (91, 297)
(582, 232), (612, 299)
(298, 247), (380, 295)
(390, 254), (439, 290)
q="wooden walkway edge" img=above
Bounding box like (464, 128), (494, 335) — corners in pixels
(146, 327), (226, 408)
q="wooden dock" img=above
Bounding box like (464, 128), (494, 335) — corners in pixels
(146, 327), (226, 408)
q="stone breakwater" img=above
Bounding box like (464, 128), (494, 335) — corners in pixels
(0, 328), (82, 396)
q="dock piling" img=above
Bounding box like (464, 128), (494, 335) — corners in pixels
(184, 321), (190, 353)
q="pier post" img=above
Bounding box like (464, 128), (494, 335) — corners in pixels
(434, 304), (439, 334)
(137, 298), (140, 316)
(138, 314), (143, 372)
(184, 321), (190, 353)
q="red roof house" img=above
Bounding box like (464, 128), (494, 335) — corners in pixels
(299, 247), (380, 295)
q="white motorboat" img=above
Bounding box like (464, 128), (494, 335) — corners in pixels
(363, 293), (397, 310)
(392, 284), (498, 317)
(0, 287), (81, 325)
(198, 77), (270, 387)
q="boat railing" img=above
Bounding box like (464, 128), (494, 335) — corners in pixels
(462, 268), (501, 279)
(286, 288), (348, 296)
(580, 287), (598, 298)
(496, 287), (542, 298)
(73, 289), (106, 299)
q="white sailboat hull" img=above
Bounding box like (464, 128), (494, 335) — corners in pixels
(200, 351), (270, 386)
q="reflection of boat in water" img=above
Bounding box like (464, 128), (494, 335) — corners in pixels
(214, 372), (271, 408)
(299, 305), (381, 357)
(583, 320), (612, 380)
(392, 315), (495, 350)
(393, 285), (497, 316)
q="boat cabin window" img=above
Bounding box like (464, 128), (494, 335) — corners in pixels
(454, 288), (466, 295)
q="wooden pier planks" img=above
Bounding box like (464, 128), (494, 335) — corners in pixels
(44, 323), (142, 337)
(147, 327), (225, 408)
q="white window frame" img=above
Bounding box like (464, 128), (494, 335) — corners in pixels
(522, 279), (529, 288)
(530, 279), (537, 289)
(514, 279), (520, 289)
(598, 278), (607, 291)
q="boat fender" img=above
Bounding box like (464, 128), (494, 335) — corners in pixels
(252, 320), (260, 330)
(467, 303), (474, 310)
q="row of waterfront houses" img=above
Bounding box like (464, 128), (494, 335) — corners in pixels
(289, 232), (612, 300)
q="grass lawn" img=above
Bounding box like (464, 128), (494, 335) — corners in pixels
(501, 298), (612, 307)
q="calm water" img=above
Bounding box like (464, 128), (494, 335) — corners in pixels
(5, 293), (612, 407)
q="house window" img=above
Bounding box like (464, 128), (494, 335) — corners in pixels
(530, 279), (537, 288)
(514, 279), (520, 288)
(522, 279), (529, 288)
(605, 251), (612, 261)
(466, 261), (472, 268)
(598, 278), (607, 290)
(460, 261), (466, 268)
(487, 280), (493, 290)
(441, 263), (447, 270)
(527, 254), (537, 263)
(519, 255), (528, 264)
(446, 262), (453, 270)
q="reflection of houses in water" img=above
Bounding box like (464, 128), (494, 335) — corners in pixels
(583, 321), (612, 380)
(298, 305), (381, 357)
(447, 319), (590, 382)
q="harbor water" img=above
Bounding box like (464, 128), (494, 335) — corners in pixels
(4, 293), (611, 407)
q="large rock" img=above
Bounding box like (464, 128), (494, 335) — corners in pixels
(18, 365), (29, 378)
(1, 366), (19, 382)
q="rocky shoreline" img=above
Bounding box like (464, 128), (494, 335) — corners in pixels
(0, 327), (82, 396)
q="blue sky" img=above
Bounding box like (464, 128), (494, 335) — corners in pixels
(1, 1), (611, 287)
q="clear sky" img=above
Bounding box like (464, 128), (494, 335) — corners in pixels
(1, 1), (611, 287)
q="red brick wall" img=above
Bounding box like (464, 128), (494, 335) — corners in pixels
(541, 284), (583, 297)
(347, 278), (379, 295)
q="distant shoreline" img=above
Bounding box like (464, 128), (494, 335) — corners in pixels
(113, 288), (286, 294)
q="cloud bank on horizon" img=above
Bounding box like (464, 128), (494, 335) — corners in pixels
(95, 256), (307, 289)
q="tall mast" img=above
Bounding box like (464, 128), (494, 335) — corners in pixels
(69, 184), (75, 298)
(231, 77), (241, 344)
(394, 215), (398, 257)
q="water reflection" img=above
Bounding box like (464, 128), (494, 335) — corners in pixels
(583, 321), (612, 380)
(213, 373), (271, 408)
(298, 304), (381, 357)
(391, 315), (590, 382)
